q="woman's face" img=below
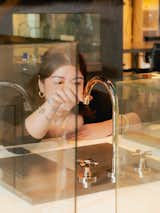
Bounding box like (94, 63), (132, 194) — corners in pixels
(39, 65), (84, 101)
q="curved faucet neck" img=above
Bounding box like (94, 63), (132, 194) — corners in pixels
(83, 76), (119, 183)
(0, 81), (32, 112)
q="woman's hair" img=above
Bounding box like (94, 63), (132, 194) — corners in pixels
(38, 47), (87, 84)
(38, 47), (95, 120)
(28, 47), (95, 120)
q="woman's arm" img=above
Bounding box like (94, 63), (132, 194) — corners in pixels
(76, 119), (112, 140)
(71, 112), (141, 141)
(25, 102), (84, 139)
(25, 87), (83, 139)
(120, 112), (141, 132)
(48, 113), (84, 138)
(25, 100), (58, 139)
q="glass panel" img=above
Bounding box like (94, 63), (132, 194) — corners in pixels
(0, 42), (77, 212)
(116, 78), (160, 213)
(75, 75), (118, 213)
(13, 13), (101, 72)
(0, 35), (117, 213)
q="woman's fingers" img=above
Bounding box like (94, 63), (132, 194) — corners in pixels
(56, 87), (76, 104)
(64, 87), (84, 103)
(47, 86), (83, 117)
(56, 87), (83, 109)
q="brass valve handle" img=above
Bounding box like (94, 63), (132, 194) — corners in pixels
(77, 159), (99, 167)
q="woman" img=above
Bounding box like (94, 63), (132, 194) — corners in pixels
(25, 48), (140, 140)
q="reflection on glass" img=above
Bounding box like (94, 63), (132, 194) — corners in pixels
(116, 78), (160, 213)
(0, 141), (76, 209)
(13, 13), (101, 71)
(0, 42), (77, 212)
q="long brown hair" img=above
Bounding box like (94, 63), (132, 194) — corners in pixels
(38, 47), (87, 84)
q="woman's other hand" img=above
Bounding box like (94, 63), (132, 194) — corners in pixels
(68, 119), (112, 141)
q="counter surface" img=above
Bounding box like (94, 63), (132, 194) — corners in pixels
(0, 136), (159, 212)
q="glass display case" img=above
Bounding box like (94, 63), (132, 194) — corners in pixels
(1, 39), (160, 212)
(0, 41), (77, 212)
(0, 41), (117, 212)
(116, 78), (160, 213)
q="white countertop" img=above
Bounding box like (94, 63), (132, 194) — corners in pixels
(0, 135), (159, 159)
(0, 180), (160, 213)
(0, 136), (112, 158)
(0, 136), (159, 212)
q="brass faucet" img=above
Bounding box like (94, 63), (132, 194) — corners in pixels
(77, 159), (99, 188)
(83, 76), (119, 183)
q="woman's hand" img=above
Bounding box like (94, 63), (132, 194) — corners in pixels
(47, 87), (83, 118)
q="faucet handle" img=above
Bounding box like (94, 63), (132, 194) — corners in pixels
(77, 159), (99, 167)
(131, 149), (141, 158)
(77, 159), (98, 188)
(131, 149), (152, 178)
(142, 150), (152, 157)
(132, 149), (152, 158)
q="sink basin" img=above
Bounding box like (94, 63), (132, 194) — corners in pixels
(0, 142), (114, 204)
(0, 152), (75, 204)
(0, 140), (159, 205)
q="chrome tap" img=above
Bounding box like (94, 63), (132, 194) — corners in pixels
(83, 76), (119, 183)
(0, 81), (32, 111)
(132, 149), (152, 178)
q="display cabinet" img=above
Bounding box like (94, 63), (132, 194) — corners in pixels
(0, 41), (78, 212)
(0, 40), (118, 213)
(1, 40), (160, 213)
(0, 41), (77, 145)
(116, 78), (160, 213)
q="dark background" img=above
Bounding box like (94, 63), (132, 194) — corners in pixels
(0, 0), (123, 80)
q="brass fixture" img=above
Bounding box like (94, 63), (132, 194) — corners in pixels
(83, 76), (119, 183)
(77, 159), (99, 189)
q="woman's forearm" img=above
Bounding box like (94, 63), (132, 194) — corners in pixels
(120, 112), (141, 132)
(25, 101), (57, 139)
(75, 112), (141, 140)
(25, 100), (83, 139)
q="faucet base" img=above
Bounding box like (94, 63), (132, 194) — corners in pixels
(79, 176), (97, 189)
(134, 167), (152, 178)
(107, 170), (116, 183)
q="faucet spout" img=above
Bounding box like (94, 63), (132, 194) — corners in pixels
(0, 81), (32, 112)
(83, 76), (119, 183)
